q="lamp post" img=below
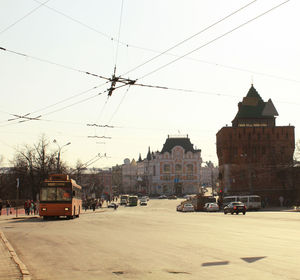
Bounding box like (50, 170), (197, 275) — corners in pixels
(53, 140), (71, 173)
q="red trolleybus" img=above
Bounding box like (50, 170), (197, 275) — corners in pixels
(39, 174), (82, 220)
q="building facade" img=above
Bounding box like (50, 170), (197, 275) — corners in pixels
(216, 85), (295, 205)
(146, 135), (203, 195)
(121, 158), (137, 194)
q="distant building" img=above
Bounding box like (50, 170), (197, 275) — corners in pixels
(121, 158), (137, 194)
(200, 166), (219, 188)
(216, 84), (295, 205)
(135, 135), (202, 195)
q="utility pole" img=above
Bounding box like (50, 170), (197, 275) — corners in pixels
(53, 140), (71, 173)
(16, 178), (19, 218)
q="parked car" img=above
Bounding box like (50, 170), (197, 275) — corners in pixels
(140, 197), (148, 206)
(168, 195), (177, 199)
(224, 202), (246, 215)
(204, 202), (219, 212)
(158, 195), (167, 199)
(108, 203), (118, 209)
(182, 203), (195, 212)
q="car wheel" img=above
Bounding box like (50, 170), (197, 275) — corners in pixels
(224, 211), (227, 215)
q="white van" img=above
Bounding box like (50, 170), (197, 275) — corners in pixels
(223, 195), (261, 210)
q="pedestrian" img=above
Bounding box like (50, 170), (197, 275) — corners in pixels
(0, 199), (2, 216)
(24, 200), (29, 215)
(30, 200), (34, 215)
(92, 201), (96, 212)
(6, 200), (11, 216)
(33, 201), (37, 215)
(279, 196), (284, 207)
(113, 203), (117, 210)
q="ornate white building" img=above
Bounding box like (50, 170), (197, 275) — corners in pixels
(134, 135), (203, 195)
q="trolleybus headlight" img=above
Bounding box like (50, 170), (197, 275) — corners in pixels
(42, 208), (47, 211)
(64, 207), (69, 211)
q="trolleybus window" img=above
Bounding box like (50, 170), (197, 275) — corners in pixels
(40, 185), (72, 201)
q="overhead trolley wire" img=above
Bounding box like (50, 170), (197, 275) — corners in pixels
(114, 0), (125, 68)
(0, 0), (52, 35)
(136, 0), (291, 81)
(0, 46), (111, 82)
(121, 0), (258, 77)
(27, 0), (298, 85)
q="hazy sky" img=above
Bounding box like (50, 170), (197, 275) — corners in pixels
(1, 0), (299, 168)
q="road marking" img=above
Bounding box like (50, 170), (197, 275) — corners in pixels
(241, 256), (266, 263)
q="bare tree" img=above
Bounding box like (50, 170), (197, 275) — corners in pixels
(10, 135), (58, 200)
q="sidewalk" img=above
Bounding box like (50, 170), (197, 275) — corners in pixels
(0, 232), (23, 280)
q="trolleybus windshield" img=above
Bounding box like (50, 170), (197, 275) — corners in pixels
(40, 182), (72, 202)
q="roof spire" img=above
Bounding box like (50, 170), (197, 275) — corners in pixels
(147, 147), (151, 160)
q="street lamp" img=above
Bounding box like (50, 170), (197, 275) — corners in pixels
(53, 139), (71, 173)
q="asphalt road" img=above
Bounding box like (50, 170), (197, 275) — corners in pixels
(1, 199), (300, 280)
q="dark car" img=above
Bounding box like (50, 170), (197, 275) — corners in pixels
(168, 195), (177, 200)
(224, 201), (246, 215)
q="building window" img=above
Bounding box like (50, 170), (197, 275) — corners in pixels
(162, 175), (171, 181)
(175, 164), (182, 174)
(186, 164), (193, 180)
(163, 164), (170, 173)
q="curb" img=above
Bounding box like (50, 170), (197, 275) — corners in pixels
(0, 231), (31, 280)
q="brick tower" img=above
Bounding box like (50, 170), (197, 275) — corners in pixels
(216, 85), (295, 205)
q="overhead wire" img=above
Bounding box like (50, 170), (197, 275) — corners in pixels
(24, 0), (298, 85)
(0, 46), (111, 82)
(0, 0), (52, 35)
(114, 0), (125, 68)
(121, 0), (258, 77)
(136, 0), (291, 81)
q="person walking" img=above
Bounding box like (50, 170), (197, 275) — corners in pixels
(6, 200), (11, 216)
(0, 200), (3, 216)
(30, 200), (34, 215)
(24, 200), (29, 215)
(279, 196), (284, 207)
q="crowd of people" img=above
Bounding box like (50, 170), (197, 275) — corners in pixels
(24, 200), (39, 215)
(0, 199), (39, 216)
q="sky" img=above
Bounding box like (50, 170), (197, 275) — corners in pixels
(1, 0), (300, 168)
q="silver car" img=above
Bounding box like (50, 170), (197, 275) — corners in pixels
(182, 203), (194, 212)
(204, 202), (219, 212)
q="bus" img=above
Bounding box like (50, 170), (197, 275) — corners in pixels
(223, 195), (261, 210)
(39, 174), (82, 220)
(128, 195), (138, 206)
(120, 194), (130, 205)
